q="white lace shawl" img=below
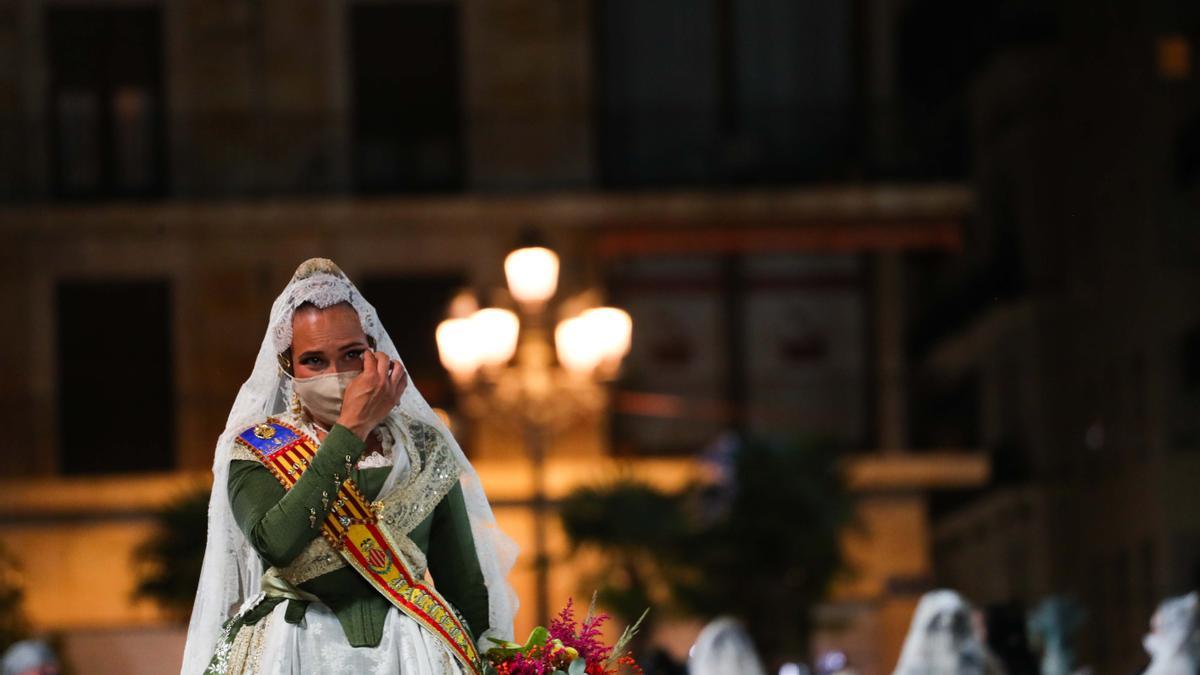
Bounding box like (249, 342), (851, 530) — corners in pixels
(179, 259), (519, 674)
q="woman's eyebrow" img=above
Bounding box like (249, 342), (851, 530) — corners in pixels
(339, 341), (368, 352)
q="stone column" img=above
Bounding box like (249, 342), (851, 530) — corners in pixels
(876, 251), (908, 452)
(862, 0), (908, 169)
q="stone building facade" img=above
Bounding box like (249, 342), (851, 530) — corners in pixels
(0, 1), (992, 672)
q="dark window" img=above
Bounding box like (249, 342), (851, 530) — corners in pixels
(350, 2), (463, 193)
(595, 0), (720, 186)
(1172, 324), (1200, 450)
(896, 0), (1059, 179)
(1182, 326), (1200, 390)
(47, 7), (166, 199)
(594, 0), (854, 186)
(57, 281), (174, 474)
(359, 274), (466, 411)
(911, 371), (982, 450)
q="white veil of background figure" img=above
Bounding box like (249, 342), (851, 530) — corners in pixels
(688, 616), (767, 675)
(893, 590), (988, 675)
(1143, 592), (1200, 675)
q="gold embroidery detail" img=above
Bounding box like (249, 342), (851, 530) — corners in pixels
(229, 442), (259, 464)
(223, 610), (273, 675)
(277, 538), (346, 585)
(248, 613), (271, 674)
(374, 419), (459, 541)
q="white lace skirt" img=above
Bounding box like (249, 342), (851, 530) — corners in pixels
(233, 601), (468, 675)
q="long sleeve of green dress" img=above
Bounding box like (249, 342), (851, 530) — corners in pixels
(226, 423), (490, 648)
(230, 423), (367, 567)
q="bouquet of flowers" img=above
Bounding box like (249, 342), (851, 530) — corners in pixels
(482, 596), (647, 675)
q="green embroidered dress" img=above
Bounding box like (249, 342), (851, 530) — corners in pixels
(203, 414), (489, 674)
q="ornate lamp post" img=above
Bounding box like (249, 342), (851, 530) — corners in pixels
(435, 243), (632, 624)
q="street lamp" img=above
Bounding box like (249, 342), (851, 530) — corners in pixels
(435, 243), (632, 624)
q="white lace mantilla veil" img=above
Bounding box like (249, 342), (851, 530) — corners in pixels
(180, 258), (519, 675)
(1144, 592), (1200, 675)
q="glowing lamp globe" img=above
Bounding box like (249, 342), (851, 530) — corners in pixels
(581, 307), (632, 361)
(436, 317), (484, 380)
(554, 315), (609, 375)
(471, 308), (520, 367)
(504, 247), (559, 305)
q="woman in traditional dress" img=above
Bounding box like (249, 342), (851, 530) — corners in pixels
(893, 590), (999, 675)
(1142, 592), (1199, 675)
(180, 258), (518, 675)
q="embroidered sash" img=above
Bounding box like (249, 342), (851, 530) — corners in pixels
(235, 418), (481, 674)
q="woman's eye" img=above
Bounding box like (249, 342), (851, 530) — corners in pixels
(345, 350), (363, 360)
(301, 357), (323, 367)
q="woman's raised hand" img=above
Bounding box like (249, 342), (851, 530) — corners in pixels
(336, 350), (408, 440)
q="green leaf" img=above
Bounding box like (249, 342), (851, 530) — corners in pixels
(568, 658), (587, 675)
(522, 626), (550, 651)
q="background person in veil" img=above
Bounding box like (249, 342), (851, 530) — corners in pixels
(0, 640), (60, 675)
(687, 616), (767, 675)
(1141, 592), (1199, 675)
(894, 590), (1005, 675)
(180, 258), (518, 675)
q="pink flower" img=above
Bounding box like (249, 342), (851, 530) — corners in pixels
(487, 598), (642, 675)
(548, 598), (614, 673)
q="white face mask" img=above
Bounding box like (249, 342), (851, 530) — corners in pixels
(292, 370), (359, 425)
